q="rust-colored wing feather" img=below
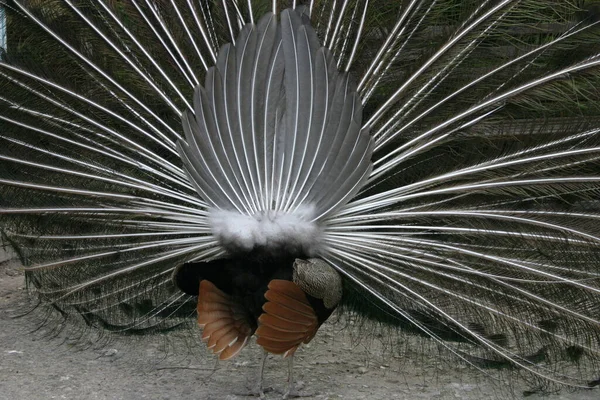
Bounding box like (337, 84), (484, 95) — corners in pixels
(256, 280), (319, 358)
(197, 280), (253, 360)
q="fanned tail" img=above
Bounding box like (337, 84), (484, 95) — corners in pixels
(178, 8), (372, 253)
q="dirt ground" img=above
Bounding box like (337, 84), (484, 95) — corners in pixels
(1, 247), (598, 400)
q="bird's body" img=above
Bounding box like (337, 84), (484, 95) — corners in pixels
(2, 0), (600, 397)
(174, 250), (338, 360)
(176, 250), (301, 323)
(172, 7), (352, 370)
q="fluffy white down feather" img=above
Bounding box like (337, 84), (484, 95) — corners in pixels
(209, 205), (322, 255)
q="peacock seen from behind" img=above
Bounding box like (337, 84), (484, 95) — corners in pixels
(1, 0), (600, 397)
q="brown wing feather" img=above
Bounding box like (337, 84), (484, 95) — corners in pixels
(258, 313), (311, 332)
(256, 279), (319, 358)
(196, 280), (253, 360)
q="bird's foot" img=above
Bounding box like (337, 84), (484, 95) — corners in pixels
(234, 383), (273, 399)
(279, 381), (314, 399)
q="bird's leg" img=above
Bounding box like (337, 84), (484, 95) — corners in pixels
(282, 354), (294, 399)
(235, 350), (271, 398)
(281, 355), (312, 399)
(257, 349), (268, 398)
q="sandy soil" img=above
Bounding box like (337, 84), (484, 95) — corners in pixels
(1, 247), (598, 400)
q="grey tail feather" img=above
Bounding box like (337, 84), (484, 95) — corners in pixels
(179, 8), (373, 218)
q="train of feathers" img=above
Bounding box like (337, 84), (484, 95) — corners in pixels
(1, 0), (600, 397)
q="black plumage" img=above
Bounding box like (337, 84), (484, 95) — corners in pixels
(174, 251), (303, 327)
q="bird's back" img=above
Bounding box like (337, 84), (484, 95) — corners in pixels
(175, 249), (299, 325)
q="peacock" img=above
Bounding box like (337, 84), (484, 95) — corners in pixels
(1, 0), (600, 398)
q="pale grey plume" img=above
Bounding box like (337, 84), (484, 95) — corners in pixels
(1, 0), (600, 394)
(177, 8), (372, 254)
